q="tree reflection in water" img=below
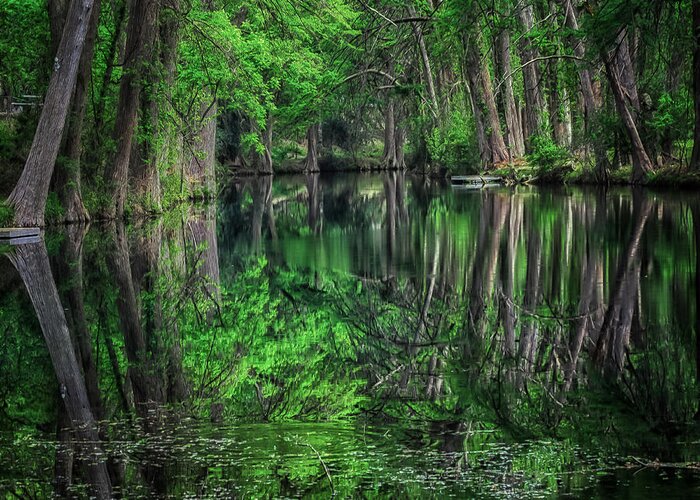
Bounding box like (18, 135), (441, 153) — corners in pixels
(1, 174), (700, 497)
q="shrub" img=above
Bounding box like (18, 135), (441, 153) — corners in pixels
(426, 111), (479, 173)
(527, 134), (571, 180)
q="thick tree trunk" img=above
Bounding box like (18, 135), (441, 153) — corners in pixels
(8, 242), (112, 498)
(465, 34), (509, 167)
(395, 124), (406, 170)
(603, 43), (654, 183)
(691, 0), (700, 170)
(54, 0), (100, 223)
(518, 3), (546, 148)
(102, 0), (159, 219)
(304, 123), (321, 173)
(7, 0), (97, 226)
(496, 29), (525, 157)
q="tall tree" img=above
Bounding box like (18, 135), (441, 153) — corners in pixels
(101, 0), (159, 219)
(7, 0), (97, 226)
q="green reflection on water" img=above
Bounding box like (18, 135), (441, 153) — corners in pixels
(1, 173), (700, 497)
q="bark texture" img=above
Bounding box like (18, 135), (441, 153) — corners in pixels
(7, 0), (97, 226)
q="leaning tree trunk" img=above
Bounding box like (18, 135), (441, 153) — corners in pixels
(691, 0), (700, 170)
(496, 29), (525, 157)
(304, 123), (321, 173)
(7, 242), (112, 497)
(603, 45), (654, 183)
(517, 3), (546, 149)
(54, 0), (100, 223)
(7, 0), (97, 227)
(101, 0), (158, 219)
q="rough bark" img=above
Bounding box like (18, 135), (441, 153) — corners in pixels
(7, 0), (97, 226)
(496, 29), (525, 157)
(7, 242), (112, 498)
(101, 0), (159, 219)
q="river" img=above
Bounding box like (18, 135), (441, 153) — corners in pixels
(1, 173), (699, 497)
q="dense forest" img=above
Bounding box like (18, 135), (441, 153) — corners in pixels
(0, 0), (699, 226)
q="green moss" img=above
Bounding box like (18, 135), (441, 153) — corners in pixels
(0, 201), (14, 227)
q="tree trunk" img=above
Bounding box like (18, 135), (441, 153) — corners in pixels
(7, 242), (112, 497)
(102, 0), (159, 219)
(603, 42), (654, 183)
(382, 101), (397, 168)
(408, 5), (439, 118)
(518, 3), (546, 148)
(54, 0), (100, 223)
(691, 0), (700, 170)
(255, 115), (274, 175)
(188, 99), (218, 198)
(496, 29), (525, 157)
(464, 34), (509, 167)
(304, 123), (321, 173)
(7, 0), (97, 226)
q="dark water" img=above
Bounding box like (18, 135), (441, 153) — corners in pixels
(1, 173), (700, 498)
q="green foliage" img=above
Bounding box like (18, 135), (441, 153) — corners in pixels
(425, 111), (478, 172)
(527, 134), (571, 179)
(43, 191), (64, 222)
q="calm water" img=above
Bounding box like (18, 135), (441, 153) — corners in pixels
(1, 173), (700, 498)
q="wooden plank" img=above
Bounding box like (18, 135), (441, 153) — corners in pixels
(6, 235), (42, 245)
(0, 227), (41, 239)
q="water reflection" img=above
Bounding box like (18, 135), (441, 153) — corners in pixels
(1, 173), (700, 497)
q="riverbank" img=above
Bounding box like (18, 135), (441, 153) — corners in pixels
(490, 161), (700, 189)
